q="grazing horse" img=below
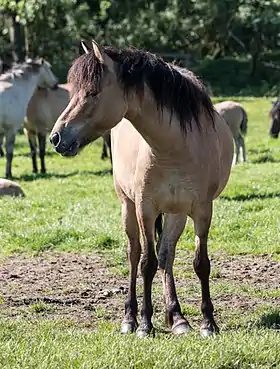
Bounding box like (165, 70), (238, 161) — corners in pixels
(25, 84), (113, 173)
(269, 100), (280, 138)
(50, 41), (233, 337)
(0, 59), (58, 178)
(214, 101), (247, 164)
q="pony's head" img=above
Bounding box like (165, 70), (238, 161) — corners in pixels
(50, 40), (127, 156)
(27, 58), (58, 89)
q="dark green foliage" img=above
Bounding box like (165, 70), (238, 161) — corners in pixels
(1, 0), (280, 94)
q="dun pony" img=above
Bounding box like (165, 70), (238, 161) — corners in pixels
(214, 100), (247, 164)
(50, 41), (233, 337)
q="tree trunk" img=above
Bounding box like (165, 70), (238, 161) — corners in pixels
(10, 0), (25, 62)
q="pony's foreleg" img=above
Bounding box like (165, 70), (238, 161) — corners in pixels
(120, 198), (141, 334)
(135, 202), (158, 337)
(193, 201), (219, 336)
(157, 213), (191, 335)
(25, 129), (38, 173)
(5, 131), (16, 178)
(0, 134), (4, 157)
(38, 133), (46, 173)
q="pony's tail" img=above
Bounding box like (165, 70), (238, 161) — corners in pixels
(240, 107), (248, 135)
(155, 213), (163, 241)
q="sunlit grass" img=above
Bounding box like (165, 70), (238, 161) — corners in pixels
(0, 97), (279, 368)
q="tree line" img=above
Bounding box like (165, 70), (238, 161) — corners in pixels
(1, 0), (280, 95)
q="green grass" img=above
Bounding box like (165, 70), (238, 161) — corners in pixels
(0, 97), (280, 368)
(1, 320), (280, 369)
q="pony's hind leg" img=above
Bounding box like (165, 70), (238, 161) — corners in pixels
(193, 201), (219, 336)
(136, 202), (158, 337)
(38, 133), (46, 173)
(120, 198), (141, 334)
(157, 213), (191, 335)
(239, 134), (246, 162)
(101, 139), (108, 160)
(5, 131), (15, 178)
(0, 134), (4, 157)
(234, 136), (240, 164)
(26, 130), (38, 173)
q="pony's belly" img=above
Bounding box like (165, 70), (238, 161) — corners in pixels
(154, 185), (195, 214)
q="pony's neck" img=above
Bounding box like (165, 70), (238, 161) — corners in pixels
(12, 73), (41, 110)
(124, 88), (185, 153)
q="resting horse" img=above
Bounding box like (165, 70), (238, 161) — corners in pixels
(25, 84), (112, 173)
(0, 59), (58, 178)
(50, 41), (233, 337)
(214, 101), (247, 164)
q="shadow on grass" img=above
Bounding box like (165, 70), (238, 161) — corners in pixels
(220, 193), (280, 201)
(17, 171), (79, 182)
(257, 311), (280, 329)
(251, 155), (280, 164)
(16, 151), (58, 158)
(14, 168), (112, 182)
(79, 169), (113, 176)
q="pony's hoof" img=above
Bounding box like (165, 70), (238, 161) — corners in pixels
(200, 328), (215, 337)
(172, 322), (191, 336)
(200, 323), (219, 338)
(136, 325), (154, 338)
(120, 321), (137, 334)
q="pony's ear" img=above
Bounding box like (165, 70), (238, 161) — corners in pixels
(39, 58), (44, 65)
(91, 39), (104, 63)
(91, 39), (115, 72)
(81, 40), (91, 54)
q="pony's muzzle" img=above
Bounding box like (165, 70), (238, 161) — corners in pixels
(50, 132), (61, 148)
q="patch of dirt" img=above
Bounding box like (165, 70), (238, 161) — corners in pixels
(0, 252), (279, 327)
(211, 253), (280, 289)
(0, 253), (127, 325)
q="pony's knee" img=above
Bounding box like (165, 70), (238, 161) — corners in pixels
(141, 250), (158, 279)
(193, 252), (210, 279)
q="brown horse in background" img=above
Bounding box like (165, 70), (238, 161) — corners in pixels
(25, 84), (112, 173)
(24, 84), (70, 173)
(214, 101), (247, 164)
(50, 41), (233, 337)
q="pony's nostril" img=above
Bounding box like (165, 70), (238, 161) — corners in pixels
(50, 132), (61, 147)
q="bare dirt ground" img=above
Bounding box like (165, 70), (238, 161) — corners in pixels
(0, 251), (279, 328)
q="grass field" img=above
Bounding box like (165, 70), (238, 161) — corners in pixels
(0, 97), (280, 368)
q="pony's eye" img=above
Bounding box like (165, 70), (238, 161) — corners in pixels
(85, 91), (99, 99)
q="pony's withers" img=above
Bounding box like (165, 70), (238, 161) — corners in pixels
(50, 41), (233, 338)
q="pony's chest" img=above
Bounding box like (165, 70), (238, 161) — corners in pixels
(139, 169), (197, 213)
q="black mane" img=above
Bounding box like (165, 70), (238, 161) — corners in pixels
(68, 46), (215, 132)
